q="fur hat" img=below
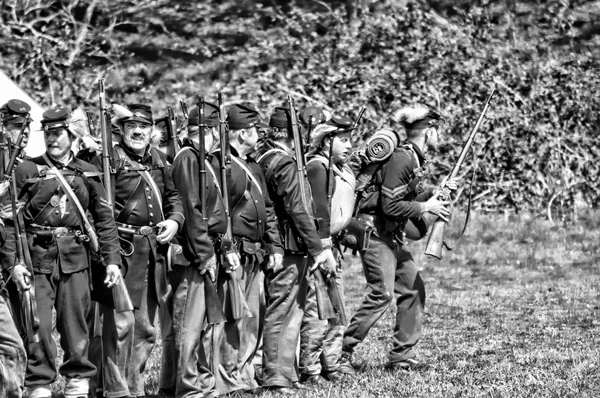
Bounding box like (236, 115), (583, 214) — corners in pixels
(394, 104), (442, 130)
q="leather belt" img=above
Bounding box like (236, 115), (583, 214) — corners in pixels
(116, 222), (159, 236)
(28, 224), (86, 238)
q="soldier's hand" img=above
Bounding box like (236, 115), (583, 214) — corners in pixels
(104, 264), (122, 288)
(0, 180), (9, 198)
(156, 219), (179, 244)
(318, 248), (338, 278)
(224, 252), (241, 273)
(198, 255), (217, 282)
(266, 252), (284, 274)
(422, 191), (451, 222)
(441, 176), (460, 192)
(11, 263), (31, 292)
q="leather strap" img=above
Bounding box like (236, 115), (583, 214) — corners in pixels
(41, 153), (99, 252)
(114, 178), (144, 224)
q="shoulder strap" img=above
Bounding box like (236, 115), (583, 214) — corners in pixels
(114, 146), (165, 220)
(231, 156), (263, 196)
(41, 153), (99, 252)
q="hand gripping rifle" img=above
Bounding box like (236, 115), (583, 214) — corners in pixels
(196, 96), (226, 324)
(424, 87), (496, 259)
(98, 79), (134, 313)
(287, 96), (336, 321)
(3, 108), (40, 343)
(218, 92), (251, 320)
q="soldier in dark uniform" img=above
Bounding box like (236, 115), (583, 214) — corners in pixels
(256, 107), (337, 393)
(338, 105), (458, 374)
(300, 115), (356, 384)
(162, 101), (233, 398)
(0, 101), (28, 398)
(211, 104), (282, 395)
(100, 104), (184, 398)
(3, 108), (122, 398)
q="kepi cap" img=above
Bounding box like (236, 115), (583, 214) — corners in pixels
(1, 99), (31, 124)
(188, 102), (219, 128)
(41, 108), (71, 131)
(227, 103), (260, 130)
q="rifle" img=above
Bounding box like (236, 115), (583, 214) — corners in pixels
(86, 110), (97, 138)
(180, 100), (189, 120)
(424, 87), (496, 259)
(98, 79), (134, 313)
(196, 96), (226, 324)
(164, 106), (181, 162)
(217, 92), (252, 320)
(324, 107), (366, 326)
(287, 96), (336, 321)
(4, 109), (40, 343)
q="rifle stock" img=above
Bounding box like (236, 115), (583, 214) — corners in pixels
(98, 79), (134, 313)
(424, 87), (496, 259)
(218, 92), (252, 320)
(196, 96), (226, 324)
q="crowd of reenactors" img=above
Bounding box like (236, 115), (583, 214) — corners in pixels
(0, 93), (457, 398)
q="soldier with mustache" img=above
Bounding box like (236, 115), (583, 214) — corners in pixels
(99, 104), (184, 398)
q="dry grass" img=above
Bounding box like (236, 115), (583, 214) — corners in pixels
(53, 212), (600, 397)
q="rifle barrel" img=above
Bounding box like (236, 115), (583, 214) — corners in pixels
(218, 92), (233, 240)
(98, 79), (113, 206)
(449, 87), (496, 179)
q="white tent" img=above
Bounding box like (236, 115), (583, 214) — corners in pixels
(0, 70), (46, 156)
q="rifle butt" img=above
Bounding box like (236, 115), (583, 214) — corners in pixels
(204, 274), (226, 324)
(21, 288), (40, 343)
(314, 270), (336, 321)
(326, 276), (348, 326)
(112, 279), (134, 313)
(424, 219), (445, 260)
(227, 271), (252, 320)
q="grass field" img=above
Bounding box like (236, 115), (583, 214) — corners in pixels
(53, 213), (600, 397)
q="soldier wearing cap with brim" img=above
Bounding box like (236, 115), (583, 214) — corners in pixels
(0, 98), (31, 398)
(209, 103), (282, 396)
(158, 101), (233, 398)
(298, 114), (357, 384)
(337, 104), (459, 374)
(255, 106), (337, 393)
(2, 107), (122, 398)
(97, 103), (184, 398)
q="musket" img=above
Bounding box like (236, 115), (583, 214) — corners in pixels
(218, 92), (251, 320)
(0, 112), (5, 180)
(164, 106), (180, 163)
(180, 100), (189, 120)
(98, 79), (134, 313)
(4, 111), (40, 344)
(324, 107), (366, 326)
(197, 96), (226, 324)
(424, 87), (496, 259)
(288, 96), (336, 321)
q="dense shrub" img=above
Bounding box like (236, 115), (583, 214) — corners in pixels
(1, 0), (598, 212)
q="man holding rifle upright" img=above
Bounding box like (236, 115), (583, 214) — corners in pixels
(256, 104), (337, 393)
(164, 99), (231, 398)
(3, 108), (122, 398)
(300, 114), (357, 384)
(210, 103), (282, 396)
(338, 105), (458, 374)
(100, 103), (184, 398)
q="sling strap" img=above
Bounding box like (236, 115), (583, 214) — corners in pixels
(41, 153), (100, 253)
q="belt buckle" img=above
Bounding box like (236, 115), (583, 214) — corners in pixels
(139, 226), (154, 236)
(53, 227), (68, 238)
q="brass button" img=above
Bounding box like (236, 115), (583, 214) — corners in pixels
(149, 222), (153, 226)
(147, 196), (152, 200)
(149, 212), (154, 217)
(148, 204), (153, 209)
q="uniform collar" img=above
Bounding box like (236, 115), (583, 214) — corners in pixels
(404, 141), (427, 165)
(44, 151), (75, 168)
(119, 140), (152, 162)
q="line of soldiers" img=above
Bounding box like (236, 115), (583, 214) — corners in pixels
(0, 95), (457, 398)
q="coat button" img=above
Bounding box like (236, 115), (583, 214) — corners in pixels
(147, 196), (152, 200)
(149, 213), (154, 217)
(149, 204), (153, 209)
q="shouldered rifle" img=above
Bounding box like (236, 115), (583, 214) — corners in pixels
(424, 87), (496, 259)
(324, 107), (365, 325)
(180, 100), (189, 120)
(218, 92), (251, 320)
(98, 79), (134, 313)
(5, 113), (39, 343)
(165, 106), (180, 162)
(287, 96), (337, 321)
(197, 96), (226, 324)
